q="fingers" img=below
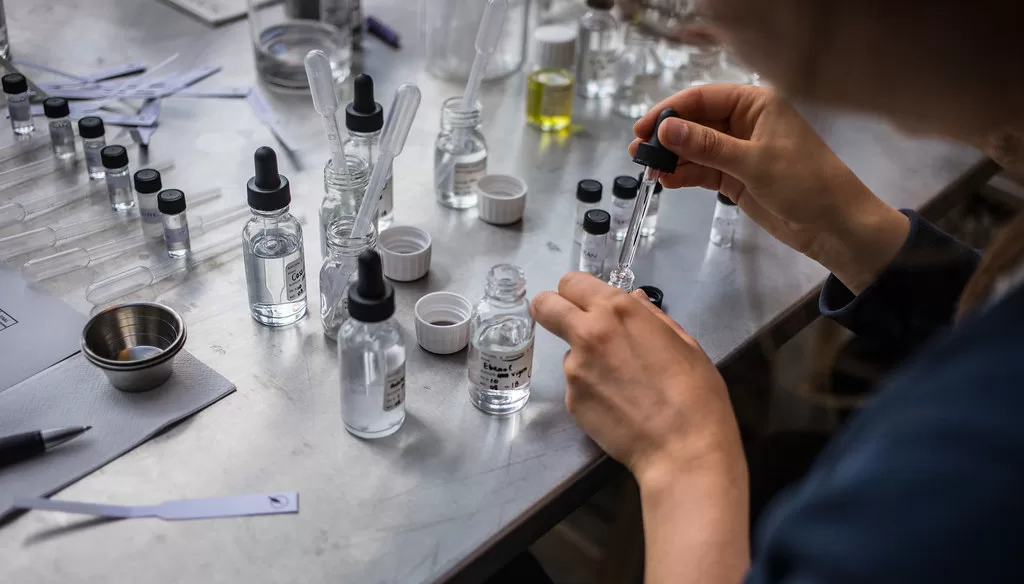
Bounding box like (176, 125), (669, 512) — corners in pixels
(557, 271), (621, 311)
(659, 161), (723, 191)
(531, 290), (585, 342)
(657, 117), (755, 179)
(633, 84), (757, 140)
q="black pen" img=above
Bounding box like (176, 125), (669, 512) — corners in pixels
(0, 426), (91, 468)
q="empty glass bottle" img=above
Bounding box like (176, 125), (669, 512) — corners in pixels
(468, 264), (535, 415)
(320, 154), (369, 256)
(576, 0), (621, 99)
(340, 250), (406, 438)
(320, 217), (377, 340)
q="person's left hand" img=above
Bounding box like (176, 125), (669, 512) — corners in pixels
(530, 272), (744, 486)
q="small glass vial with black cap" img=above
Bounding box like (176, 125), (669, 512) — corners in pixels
(345, 74), (393, 229)
(158, 189), (191, 258)
(2, 73), (33, 135)
(579, 209), (611, 276)
(101, 145), (135, 211)
(43, 97), (76, 160)
(134, 168), (164, 238)
(637, 171), (664, 237)
(610, 175), (639, 241)
(78, 116), (106, 179)
(243, 146), (308, 327)
(710, 192), (738, 248)
(339, 249), (406, 439)
(574, 179), (602, 243)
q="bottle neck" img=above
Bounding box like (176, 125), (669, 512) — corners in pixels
(348, 130), (380, 145)
(441, 97), (482, 131)
(484, 264), (527, 303)
(326, 219), (377, 257)
(325, 155), (370, 194)
(251, 206), (289, 220)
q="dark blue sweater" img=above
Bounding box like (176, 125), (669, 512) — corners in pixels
(747, 211), (1024, 583)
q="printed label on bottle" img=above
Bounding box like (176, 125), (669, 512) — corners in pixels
(454, 157), (487, 196)
(164, 225), (190, 246)
(580, 234), (607, 275)
(471, 342), (535, 392)
(383, 365), (405, 411)
(611, 198), (634, 232)
(285, 255), (306, 301)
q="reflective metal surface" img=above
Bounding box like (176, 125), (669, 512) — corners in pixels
(0, 1), (991, 582)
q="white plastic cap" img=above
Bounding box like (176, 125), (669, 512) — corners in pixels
(379, 226), (432, 281)
(533, 24), (577, 71)
(414, 292), (473, 354)
(476, 174), (527, 226)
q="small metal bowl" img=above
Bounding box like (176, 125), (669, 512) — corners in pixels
(81, 302), (187, 392)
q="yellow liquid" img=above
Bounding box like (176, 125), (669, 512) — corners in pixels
(526, 69), (574, 132)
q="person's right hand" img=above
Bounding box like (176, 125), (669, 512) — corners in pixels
(631, 84), (910, 293)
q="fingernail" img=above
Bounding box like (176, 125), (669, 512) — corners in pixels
(662, 120), (687, 147)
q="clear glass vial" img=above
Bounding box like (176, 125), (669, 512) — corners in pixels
(637, 171), (664, 237)
(579, 209), (611, 276)
(468, 264), (535, 416)
(610, 175), (639, 240)
(526, 24), (577, 132)
(710, 192), (738, 248)
(340, 250), (406, 439)
(158, 189), (191, 258)
(435, 96), (487, 209)
(101, 145), (135, 211)
(576, 0), (621, 99)
(43, 97), (76, 161)
(345, 74), (393, 229)
(133, 168), (165, 238)
(78, 116), (107, 180)
(613, 24), (662, 119)
(320, 154), (370, 257)
(243, 146), (308, 327)
(2, 73), (33, 135)
(320, 217), (378, 341)
(574, 179), (602, 244)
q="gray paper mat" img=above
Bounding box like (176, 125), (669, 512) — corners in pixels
(0, 266), (87, 392)
(0, 351), (235, 519)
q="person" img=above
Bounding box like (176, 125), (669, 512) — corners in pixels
(530, 2), (1024, 583)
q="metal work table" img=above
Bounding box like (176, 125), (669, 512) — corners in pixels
(0, 1), (995, 582)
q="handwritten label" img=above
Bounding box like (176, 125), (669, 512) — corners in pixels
(454, 157), (487, 196)
(470, 342), (535, 392)
(285, 255), (306, 301)
(383, 365), (405, 412)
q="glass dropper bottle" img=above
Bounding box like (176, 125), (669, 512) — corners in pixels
(608, 109), (681, 292)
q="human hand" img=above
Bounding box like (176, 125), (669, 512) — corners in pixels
(530, 272), (744, 486)
(631, 84), (910, 293)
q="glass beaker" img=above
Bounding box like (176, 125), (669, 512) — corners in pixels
(248, 0), (352, 89)
(422, 0), (530, 82)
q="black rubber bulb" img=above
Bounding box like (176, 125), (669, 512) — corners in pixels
(348, 250), (395, 322)
(357, 250), (386, 299)
(253, 146), (280, 190)
(632, 108), (682, 173)
(352, 74), (375, 113)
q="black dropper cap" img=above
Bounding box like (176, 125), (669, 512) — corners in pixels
(637, 172), (664, 194)
(717, 192), (737, 206)
(583, 209), (611, 235)
(348, 250), (395, 323)
(78, 116), (105, 139)
(134, 169), (162, 194)
(2, 73), (27, 94)
(157, 189), (186, 215)
(576, 179), (602, 203)
(633, 109), (681, 173)
(638, 285), (664, 309)
(43, 97), (70, 119)
(101, 145), (129, 169)
(247, 146), (291, 211)
(586, 0), (614, 9)
(346, 74), (384, 133)
(612, 175), (639, 200)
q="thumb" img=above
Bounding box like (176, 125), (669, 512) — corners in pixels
(658, 118), (753, 178)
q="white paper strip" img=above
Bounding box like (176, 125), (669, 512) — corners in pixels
(13, 492), (299, 520)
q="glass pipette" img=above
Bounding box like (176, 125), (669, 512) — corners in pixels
(435, 0), (507, 190)
(0, 153), (83, 192)
(0, 185), (219, 260)
(85, 230), (239, 305)
(304, 49), (349, 181)
(22, 202), (248, 281)
(0, 158), (176, 228)
(608, 109), (682, 292)
(352, 83), (421, 238)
